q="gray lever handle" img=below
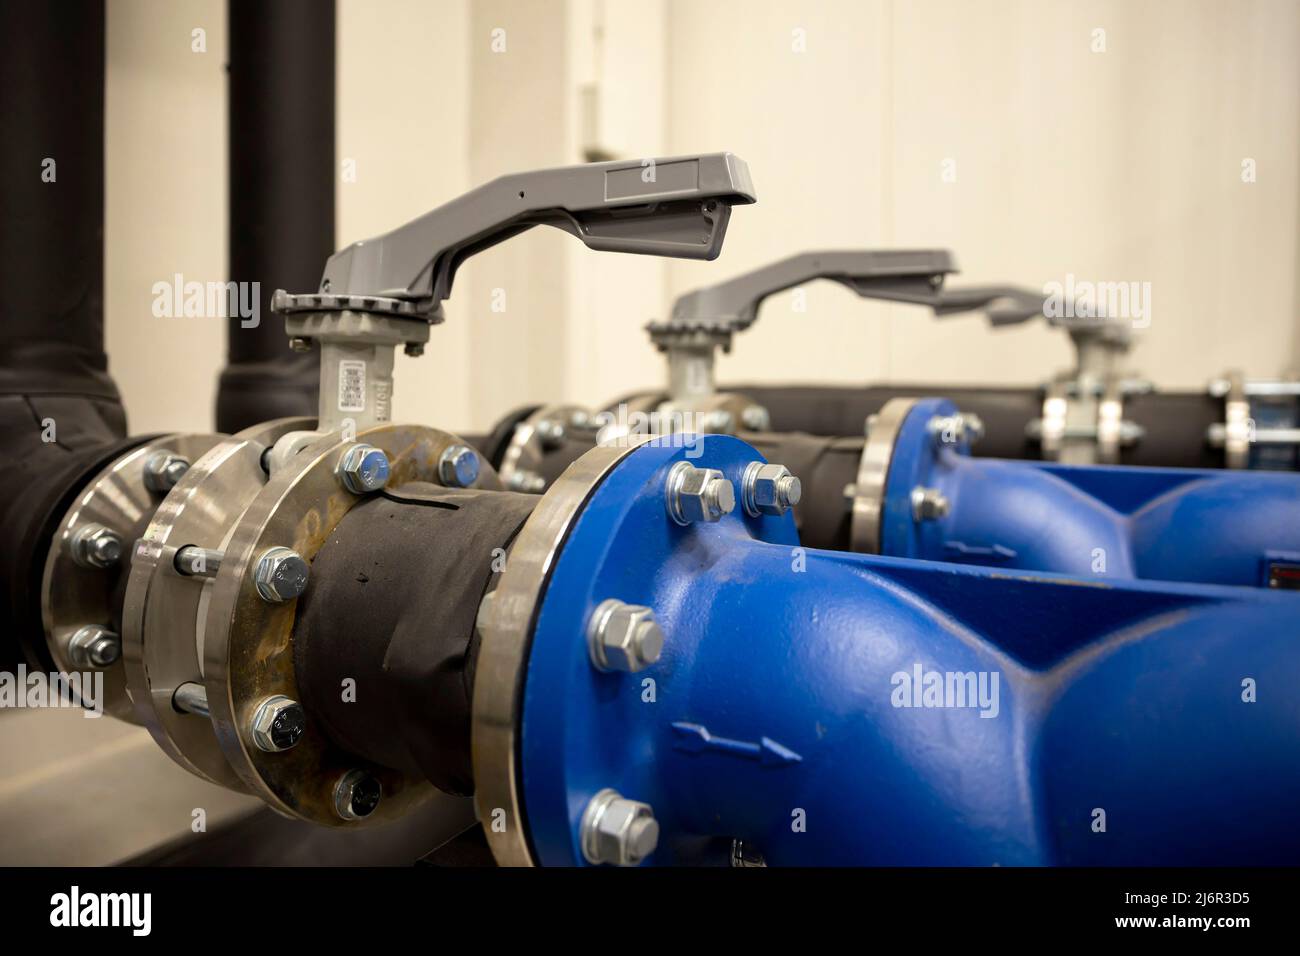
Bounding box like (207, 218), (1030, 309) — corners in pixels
(278, 153), (755, 322)
(932, 286), (1045, 324)
(664, 250), (957, 333)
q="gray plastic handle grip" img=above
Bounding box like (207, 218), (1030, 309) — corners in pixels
(933, 286), (1046, 325)
(940, 286), (1132, 345)
(665, 250), (956, 333)
(663, 252), (1060, 336)
(306, 153), (755, 320)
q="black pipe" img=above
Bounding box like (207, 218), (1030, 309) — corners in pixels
(0, 0), (130, 672)
(293, 485), (538, 796)
(218, 0), (335, 432)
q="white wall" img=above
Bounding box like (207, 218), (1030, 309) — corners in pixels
(104, 0), (1300, 436)
(106, 0), (227, 435)
(336, 0), (472, 427)
(662, 0), (1300, 391)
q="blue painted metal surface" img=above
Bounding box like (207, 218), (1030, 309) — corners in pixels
(519, 436), (1300, 866)
(882, 398), (1300, 586)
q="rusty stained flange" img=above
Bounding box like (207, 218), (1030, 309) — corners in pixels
(201, 422), (501, 826)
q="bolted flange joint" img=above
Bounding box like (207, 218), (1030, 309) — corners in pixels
(250, 695), (306, 753)
(334, 769), (382, 821)
(927, 412), (985, 449)
(438, 444), (480, 488)
(253, 546), (310, 603)
(911, 485), (950, 521)
(70, 523), (124, 570)
(741, 461), (802, 517)
(336, 443), (391, 494)
(580, 789), (660, 866)
(587, 599), (664, 673)
(143, 452), (191, 493)
(665, 461), (735, 525)
(67, 625), (121, 670)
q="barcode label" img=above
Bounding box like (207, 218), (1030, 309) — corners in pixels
(338, 360), (366, 412)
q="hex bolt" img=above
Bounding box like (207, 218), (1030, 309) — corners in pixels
(505, 469), (546, 494)
(740, 404), (771, 432)
(67, 625), (121, 669)
(253, 546), (310, 603)
(438, 444), (480, 488)
(334, 769), (382, 821)
(336, 443), (391, 495)
(403, 342), (424, 357)
(665, 461), (735, 525)
(927, 413), (984, 448)
(580, 789), (660, 866)
(143, 451), (191, 493)
(289, 337), (313, 353)
(698, 409), (734, 433)
(587, 599), (664, 673)
(911, 486), (950, 522)
(741, 461), (802, 517)
(172, 682), (210, 718)
(174, 545), (223, 579)
(70, 523), (124, 570)
(534, 418), (566, 449)
(250, 695), (306, 753)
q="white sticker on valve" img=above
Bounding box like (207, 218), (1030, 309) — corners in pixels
(338, 360), (366, 412)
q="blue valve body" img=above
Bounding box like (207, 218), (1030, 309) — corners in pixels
(881, 398), (1300, 586)
(519, 436), (1300, 866)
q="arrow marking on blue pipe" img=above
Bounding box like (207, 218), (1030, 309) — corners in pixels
(943, 540), (1018, 560)
(671, 722), (802, 767)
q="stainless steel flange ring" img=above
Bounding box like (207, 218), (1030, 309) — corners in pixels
(202, 423), (501, 826)
(473, 435), (652, 866)
(498, 403), (597, 492)
(847, 397), (917, 555)
(122, 418), (314, 789)
(41, 433), (223, 721)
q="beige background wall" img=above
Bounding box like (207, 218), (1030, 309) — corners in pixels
(106, 0), (1300, 436)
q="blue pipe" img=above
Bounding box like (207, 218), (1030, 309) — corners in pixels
(881, 398), (1300, 587)
(519, 437), (1300, 866)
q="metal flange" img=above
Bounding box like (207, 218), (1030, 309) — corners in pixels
(41, 433), (223, 721)
(847, 398), (917, 554)
(201, 423), (501, 826)
(472, 435), (654, 866)
(497, 404), (598, 494)
(122, 418), (313, 789)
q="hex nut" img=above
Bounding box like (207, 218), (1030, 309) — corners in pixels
(588, 599), (664, 673)
(911, 486), (950, 521)
(250, 695), (306, 753)
(337, 443), (390, 494)
(439, 444), (480, 488)
(698, 409), (734, 433)
(505, 468), (546, 494)
(253, 547), (310, 603)
(581, 789), (660, 867)
(927, 413), (984, 448)
(70, 523), (124, 570)
(534, 418), (566, 449)
(67, 625), (121, 669)
(334, 770), (382, 821)
(741, 461), (802, 517)
(143, 452), (191, 493)
(740, 404), (771, 432)
(665, 461), (735, 525)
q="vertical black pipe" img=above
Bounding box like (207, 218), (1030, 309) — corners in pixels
(0, 0), (132, 672)
(219, 0), (335, 432)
